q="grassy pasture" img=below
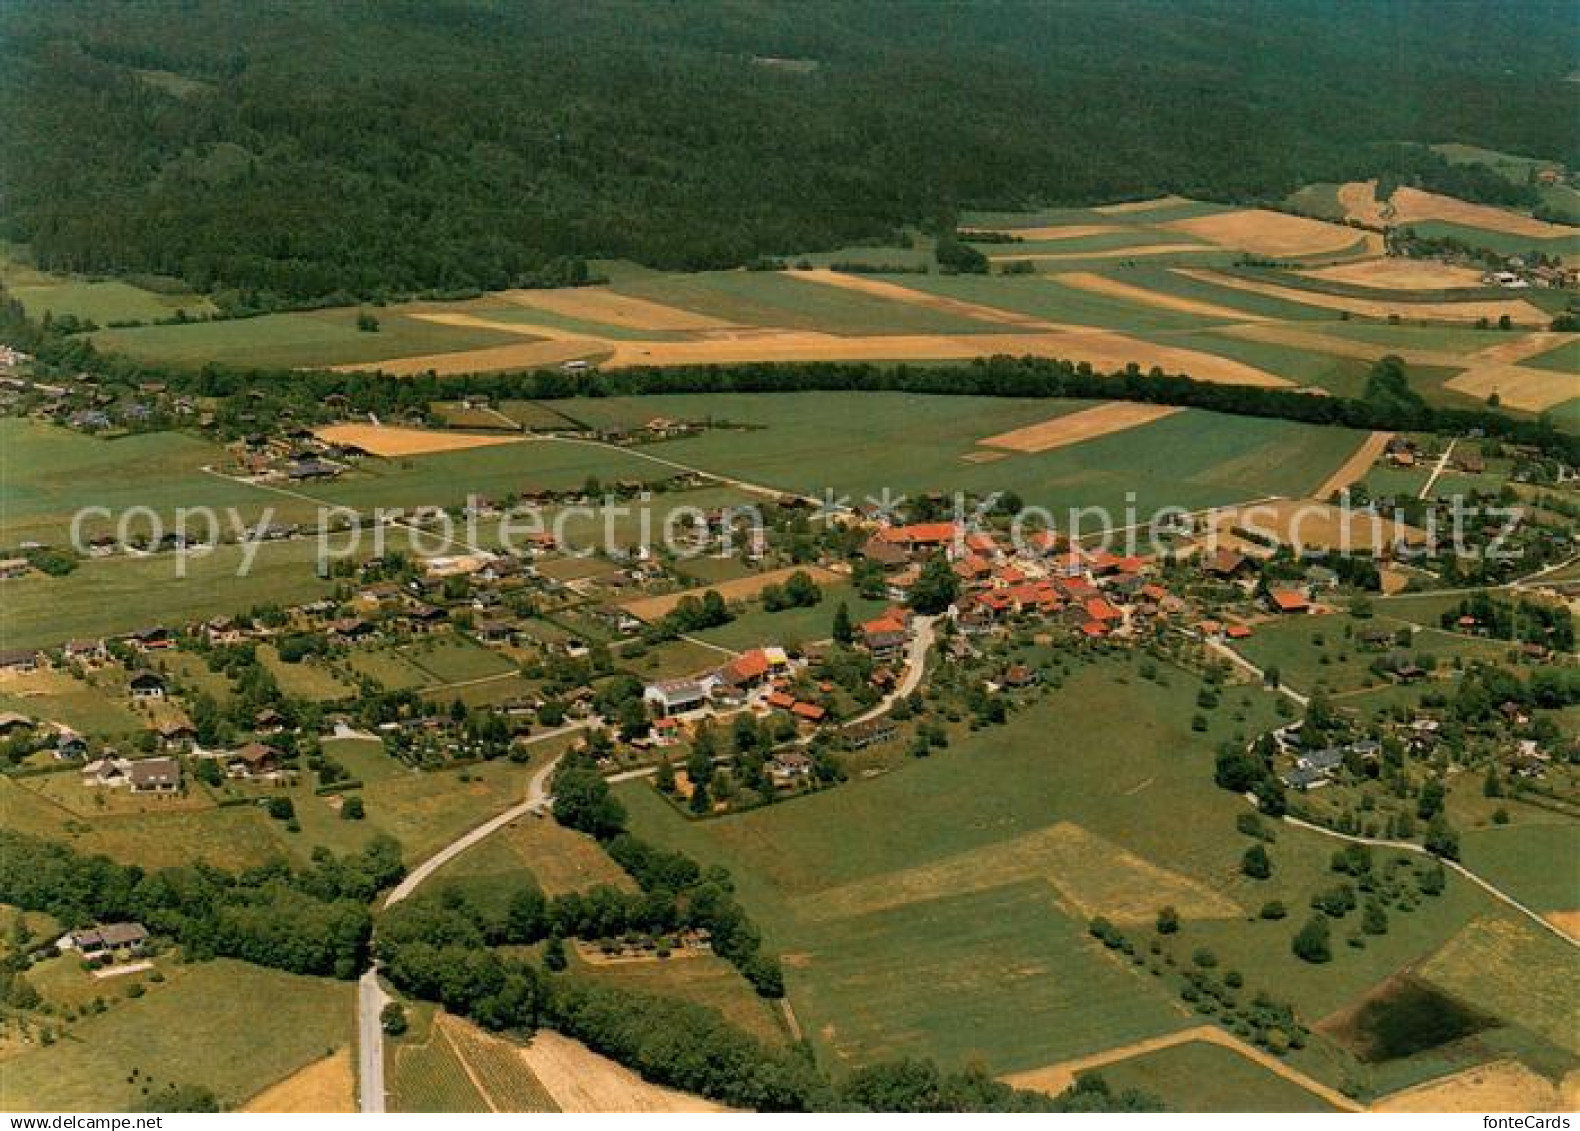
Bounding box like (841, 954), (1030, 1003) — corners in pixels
(1523, 338), (1579, 375)
(618, 655), (1541, 1073)
(591, 392), (1367, 518)
(888, 272), (1224, 333)
(690, 582), (888, 653)
(88, 304), (528, 369)
(1101, 266), (1341, 322)
(0, 959), (353, 1111)
(0, 669), (143, 736)
(0, 419), (297, 545)
(11, 279), (217, 325)
(1096, 1039), (1343, 1112)
(1457, 823), (1580, 914)
(1401, 221), (1580, 262)
(1284, 184), (1349, 222)
(567, 951), (788, 1048)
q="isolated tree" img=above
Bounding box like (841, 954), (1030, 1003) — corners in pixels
(1241, 844), (1272, 880)
(832, 601), (854, 646)
(1155, 906), (1180, 935)
(380, 1002), (408, 1036)
(1291, 916), (1332, 964)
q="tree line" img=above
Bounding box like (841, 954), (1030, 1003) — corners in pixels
(0, 830), (404, 979)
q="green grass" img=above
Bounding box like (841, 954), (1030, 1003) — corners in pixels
(0, 959), (353, 1110)
(618, 654), (1547, 1074)
(1097, 1039), (1343, 1111)
(567, 951), (789, 1047)
(1229, 616), (1510, 698)
(389, 1005), (490, 1113)
(1317, 321), (1522, 354)
(0, 540), (341, 651)
(0, 419), (298, 545)
(401, 636), (517, 684)
(888, 272), (1223, 333)
(1458, 823), (1580, 913)
(11, 279), (218, 325)
(691, 583), (888, 653)
(88, 304), (528, 369)
(1524, 338), (1579, 375)
(0, 669), (143, 736)
(626, 392), (1370, 517)
(1284, 184), (1348, 222)
(1104, 266), (1337, 321)
(259, 645), (355, 702)
(613, 269), (1002, 335)
(1402, 221), (1580, 262)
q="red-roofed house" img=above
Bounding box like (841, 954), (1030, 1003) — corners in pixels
(1084, 597), (1123, 623)
(1268, 590), (1311, 614)
(876, 522), (960, 550)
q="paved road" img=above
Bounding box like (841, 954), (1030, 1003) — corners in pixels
(843, 615), (937, 728)
(1418, 438), (1457, 500)
(1279, 813), (1577, 948)
(357, 720), (593, 1112)
(357, 970), (392, 1113)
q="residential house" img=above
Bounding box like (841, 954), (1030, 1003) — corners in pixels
(67, 922), (149, 959)
(127, 756), (182, 793)
(128, 670), (167, 700)
(0, 649), (40, 674)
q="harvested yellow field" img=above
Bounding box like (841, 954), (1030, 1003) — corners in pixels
(1299, 257), (1487, 291)
(1469, 330), (1578, 365)
(961, 223), (1124, 241)
(519, 1030), (726, 1112)
(1373, 1061), (1580, 1114)
(1093, 195), (1194, 215)
(337, 325), (1290, 387)
(334, 339), (609, 376)
(1446, 364), (1577, 413)
(1161, 209), (1367, 257)
(241, 1048), (355, 1113)
(1209, 498), (1426, 553)
(1006, 1026), (1361, 1112)
(500, 287), (736, 331)
(1545, 910), (1580, 939)
(793, 822), (1242, 926)
(409, 311), (573, 340)
(1057, 270), (1267, 321)
(314, 423), (523, 457)
(979, 402), (1183, 453)
(1175, 268), (1549, 325)
(1311, 430), (1393, 500)
(791, 268), (1058, 330)
(1389, 186), (1578, 240)
(621, 564), (842, 622)
(1336, 180), (1390, 227)
(987, 242), (1207, 263)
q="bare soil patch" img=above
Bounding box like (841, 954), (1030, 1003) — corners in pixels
(979, 402), (1183, 453)
(1373, 1060), (1579, 1113)
(518, 1030), (726, 1112)
(314, 423), (523, 457)
(1058, 270), (1268, 321)
(1311, 430), (1394, 500)
(1175, 268), (1549, 325)
(1544, 910), (1580, 938)
(1161, 209), (1367, 257)
(240, 1048), (355, 1113)
(500, 287), (735, 331)
(621, 564), (842, 623)
(1210, 497), (1426, 553)
(1336, 180), (1390, 227)
(1299, 257), (1486, 290)
(1389, 187), (1578, 239)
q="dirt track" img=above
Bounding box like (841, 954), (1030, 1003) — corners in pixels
(1003, 1025), (1361, 1112)
(1311, 430), (1393, 500)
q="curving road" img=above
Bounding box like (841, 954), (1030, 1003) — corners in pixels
(357, 720), (593, 1112)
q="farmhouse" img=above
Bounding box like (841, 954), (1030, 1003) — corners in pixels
(229, 742), (280, 778)
(63, 638), (108, 662)
(0, 649), (40, 673)
(769, 749), (814, 786)
(66, 922), (149, 958)
(127, 756), (181, 793)
(1267, 589), (1312, 615)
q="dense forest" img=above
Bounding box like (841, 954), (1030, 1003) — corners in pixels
(2, 0), (1576, 303)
